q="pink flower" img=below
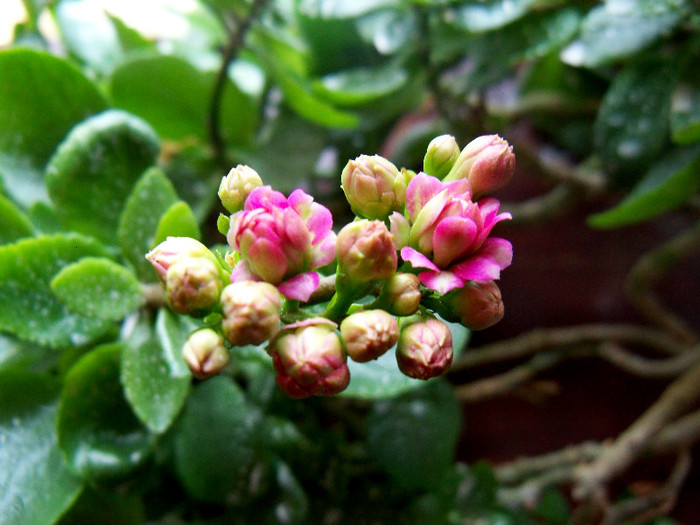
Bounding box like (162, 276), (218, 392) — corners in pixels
(400, 173), (512, 294)
(227, 186), (336, 302)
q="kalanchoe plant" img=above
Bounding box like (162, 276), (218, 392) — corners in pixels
(146, 134), (515, 398)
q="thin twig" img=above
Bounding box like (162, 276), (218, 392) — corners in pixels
(452, 324), (689, 371)
(208, 0), (268, 167)
(626, 219), (700, 344)
(597, 342), (700, 378)
(573, 362), (700, 502)
(455, 351), (567, 403)
(602, 450), (692, 525)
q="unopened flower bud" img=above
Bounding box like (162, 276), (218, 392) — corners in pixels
(383, 272), (421, 316)
(183, 329), (229, 379)
(218, 165), (263, 213)
(221, 281), (282, 346)
(268, 318), (349, 398)
(166, 257), (222, 315)
(341, 154), (404, 219)
(340, 309), (399, 362)
(444, 281), (504, 330)
(146, 237), (218, 283)
(423, 134), (460, 179)
(396, 317), (453, 380)
(442, 135), (515, 198)
(388, 211), (410, 250)
(336, 220), (397, 282)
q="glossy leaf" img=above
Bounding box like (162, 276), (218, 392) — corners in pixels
(121, 309), (193, 434)
(314, 64), (408, 106)
(45, 110), (160, 245)
(50, 257), (143, 321)
(173, 376), (261, 503)
(0, 234), (112, 349)
(367, 380), (462, 490)
(118, 168), (179, 281)
(57, 343), (154, 481)
(152, 200), (201, 247)
(447, 0), (536, 33)
(671, 74), (700, 144)
(0, 48), (108, 207)
(0, 372), (83, 525)
(54, 0), (122, 75)
(297, 0), (399, 19)
(341, 319), (469, 399)
(561, 0), (688, 67)
(594, 58), (675, 182)
(589, 146), (700, 228)
(0, 194), (33, 244)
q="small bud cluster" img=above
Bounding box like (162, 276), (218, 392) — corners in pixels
(145, 135), (515, 398)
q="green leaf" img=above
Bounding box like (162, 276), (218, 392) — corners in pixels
(118, 168), (179, 281)
(0, 372), (83, 525)
(447, 0), (537, 32)
(561, 0), (689, 67)
(0, 48), (108, 207)
(107, 14), (154, 52)
(313, 64), (408, 106)
(534, 487), (570, 525)
(57, 343), (155, 481)
(297, 0), (399, 19)
(56, 487), (144, 525)
(367, 380), (462, 491)
(110, 54), (258, 146)
(45, 110), (160, 245)
(0, 234), (112, 349)
(53, 0), (122, 75)
(121, 309), (192, 434)
(671, 77), (700, 144)
(173, 376), (261, 503)
(588, 146), (700, 228)
(50, 257), (143, 321)
(0, 194), (33, 244)
(594, 57), (676, 183)
(341, 320), (469, 399)
(152, 201), (201, 247)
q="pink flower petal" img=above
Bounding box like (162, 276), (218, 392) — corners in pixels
(418, 270), (465, 294)
(405, 173), (445, 222)
(432, 216), (477, 268)
(451, 238), (513, 282)
(400, 247), (439, 272)
(277, 272), (320, 301)
(310, 231), (337, 269)
(230, 260), (261, 283)
(288, 189), (333, 245)
(249, 238), (288, 283)
(445, 178), (471, 200)
(245, 185), (288, 211)
(408, 189), (449, 250)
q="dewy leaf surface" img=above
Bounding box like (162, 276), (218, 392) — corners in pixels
(50, 257), (144, 321)
(57, 344), (155, 481)
(45, 109), (160, 245)
(0, 48), (108, 207)
(0, 372), (83, 525)
(118, 168), (179, 281)
(0, 234), (112, 349)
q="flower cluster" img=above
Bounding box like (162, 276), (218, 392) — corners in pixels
(146, 134), (515, 398)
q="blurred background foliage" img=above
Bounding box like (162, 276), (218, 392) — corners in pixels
(1, 0), (699, 524)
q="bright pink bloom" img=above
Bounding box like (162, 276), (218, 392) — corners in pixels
(400, 173), (512, 294)
(227, 186), (336, 301)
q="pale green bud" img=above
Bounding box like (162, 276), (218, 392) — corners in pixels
(383, 272), (421, 316)
(183, 329), (229, 379)
(166, 257), (222, 315)
(218, 165), (263, 213)
(340, 309), (399, 363)
(336, 220), (397, 283)
(423, 134), (460, 179)
(221, 281), (282, 346)
(341, 154), (403, 219)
